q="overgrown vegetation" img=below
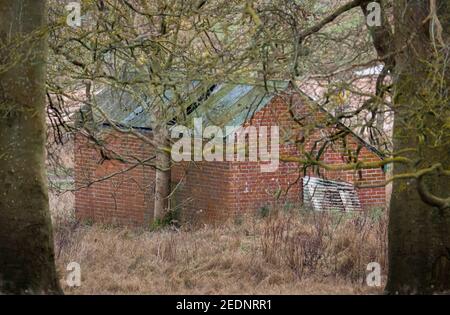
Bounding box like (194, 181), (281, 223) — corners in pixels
(54, 208), (386, 294)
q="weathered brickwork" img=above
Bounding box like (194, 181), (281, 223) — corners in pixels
(75, 94), (386, 226)
(74, 130), (156, 226)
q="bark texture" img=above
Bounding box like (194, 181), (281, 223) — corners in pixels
(153, 127), (171, 222)
(386, 0), (450, 294)
(0, 0), (62, 294)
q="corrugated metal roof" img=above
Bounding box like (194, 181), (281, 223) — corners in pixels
(303, 176), (362, 212)
(91, 80), (203, 129)
(89, 80), (289, 130)
(84, 79), (383, 158)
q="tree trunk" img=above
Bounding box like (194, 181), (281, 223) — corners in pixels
(0, 0), (62, 294)
(386, 0), (450, 294)
(153, 127), (171, 222)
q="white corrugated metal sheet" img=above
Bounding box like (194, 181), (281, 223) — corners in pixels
(303, 176), (362, 212)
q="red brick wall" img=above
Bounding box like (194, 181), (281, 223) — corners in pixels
(227, 94), (386, 217)
(228, 95), (303, 218)
(75, 132), (236, 225)
(74, 129), (155, 226)
(171, 161), (234, 224)
(74, 93), (386, 226)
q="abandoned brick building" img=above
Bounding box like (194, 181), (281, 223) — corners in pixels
(74, 81), (387, 225)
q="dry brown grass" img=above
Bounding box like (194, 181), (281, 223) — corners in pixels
(53, 209), (387, 295)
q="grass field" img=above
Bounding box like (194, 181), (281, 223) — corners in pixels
(52, 206), (387, 295)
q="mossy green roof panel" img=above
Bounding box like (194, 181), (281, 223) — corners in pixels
(90, 81), (289, 130)
(91, 80), (203, 128)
